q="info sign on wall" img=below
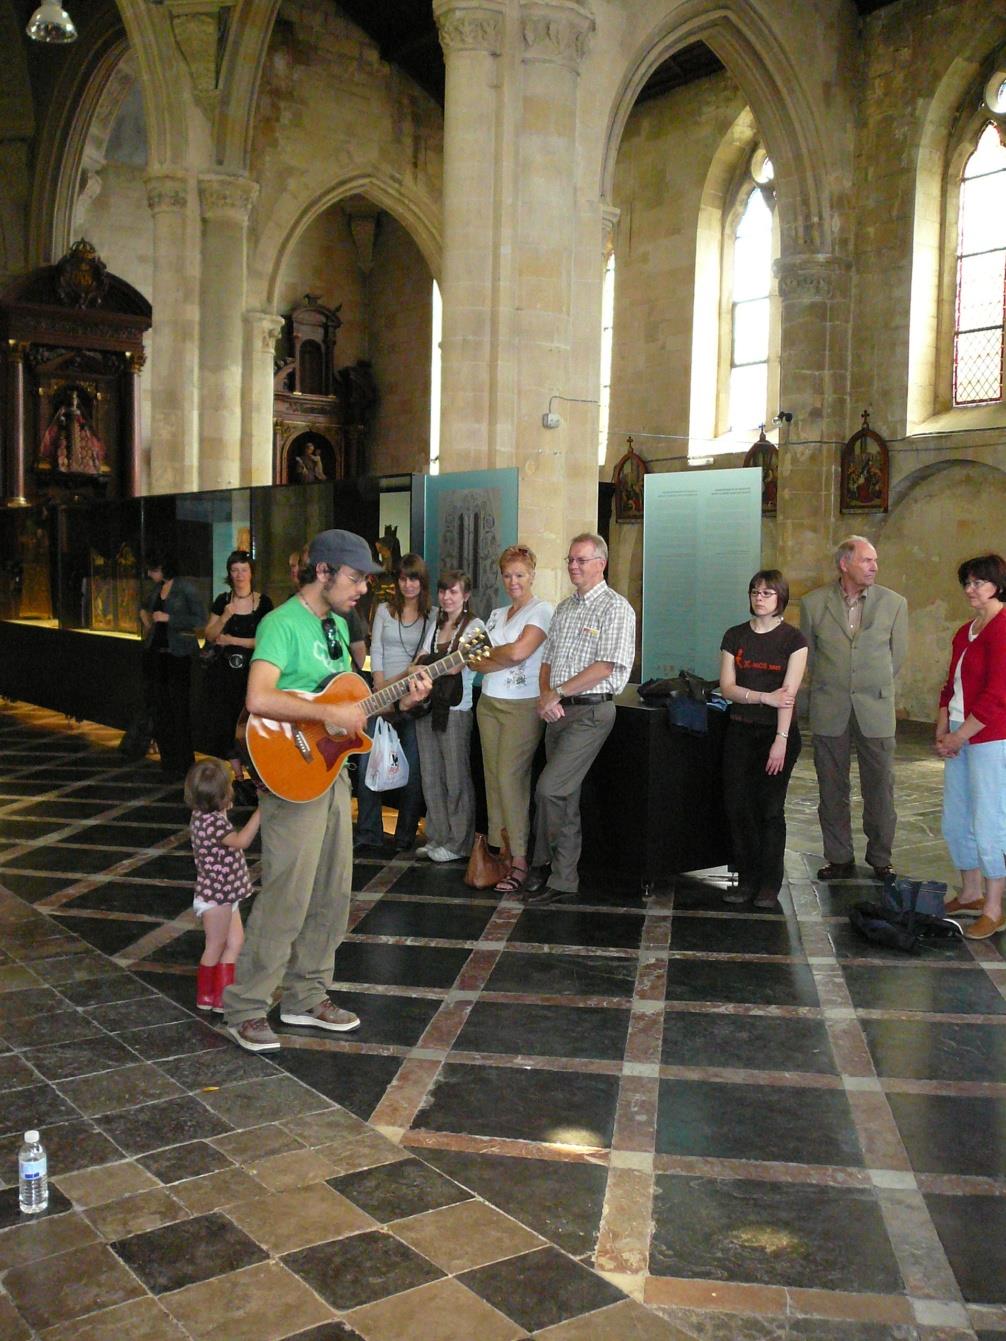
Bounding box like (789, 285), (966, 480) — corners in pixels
(642, 468), (762, 680)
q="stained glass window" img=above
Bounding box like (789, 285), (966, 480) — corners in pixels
(954, 123), (1006, 406)
(730, 188), (773, 431)
(598, 253), (615, 466)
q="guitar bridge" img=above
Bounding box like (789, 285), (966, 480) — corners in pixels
(292, 729), (313, 762)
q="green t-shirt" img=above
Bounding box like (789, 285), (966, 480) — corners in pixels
(251, 596), (351, 692)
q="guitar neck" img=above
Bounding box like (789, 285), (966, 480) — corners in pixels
(362, 648), (469, 716)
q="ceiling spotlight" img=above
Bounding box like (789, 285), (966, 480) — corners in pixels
(26, 0), (77, 43)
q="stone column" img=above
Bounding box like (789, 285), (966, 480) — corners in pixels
(125, 349), (146, 497)
(4, 341), (29, 506)
(773, 251), (852, 590)
(433, 1), (507, 473)
(145, 171), (199, 494)
(198, 173), (258, 492)
(514, 0), (596, 602)
(241, 310), (283, 486)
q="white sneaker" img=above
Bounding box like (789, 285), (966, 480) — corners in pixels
(417, 844), (438, 859)
(431, 847), (466, 863)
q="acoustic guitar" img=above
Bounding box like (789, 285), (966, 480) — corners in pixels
(245, 628), (491, 803)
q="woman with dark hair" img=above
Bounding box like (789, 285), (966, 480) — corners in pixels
(937, 554), (1006, 939)
(718, 570), (808, 909)
(354, 554), (433, 853)
(415, 569), (486, 863)
(202, 550), (273, 762)
(140, 552), (207, 777)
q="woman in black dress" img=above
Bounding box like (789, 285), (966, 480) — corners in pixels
(718, 570), (808, 910)
(202, 550), (273, 762)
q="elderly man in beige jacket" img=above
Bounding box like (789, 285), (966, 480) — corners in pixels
(800, 536), (908, 882)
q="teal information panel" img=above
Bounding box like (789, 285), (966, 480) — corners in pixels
(642, 468), (762, 680)
(423, 468), (519, 619)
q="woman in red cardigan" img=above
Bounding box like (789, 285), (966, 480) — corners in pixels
(937, 553), (1006, 939)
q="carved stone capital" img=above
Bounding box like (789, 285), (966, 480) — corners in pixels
(245, 310), (284, 354)
(199, 174), (258, 223)
(774, 253), (851, 302)
(433, 2), (503, 57)
(521, 1), (594, 70)
(145, 172), (189, 214)
(601, 202), (620, 258)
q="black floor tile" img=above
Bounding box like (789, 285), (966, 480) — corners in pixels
(133, 969), (202, 1013)
(116, 1018), (229, 1062)
(484, 949), (638, 998)
(671, 876), (743, 912)
(140, 929), (208, 967)
(158, 1045), (280, 1092)
(307, 990), (441, 1048)
(385, 865), (497, 901)
(656, 1078), (863, 1166)
(842, 964), (1006, 1014)
(650, 1174), (903, 1291)
(0, 986), (66, 1024)
(830, 921), (971, 962)
(862, 1017), (1006, 1082)
(0, 873), (77, 902)
(510, 907), (645, 950)
(70, 824), (182, 849)
(111, 1211), (267, 1293)
(670, 914), (805, 957)
(58, 973), (155, 1008)
(113, 804), (191, 826)
(925, 1192), (1006, 1303)
(283, 1230), (444, 1311)
(97, 1094), (233, 1154)
(120, 853), (195, 882)
(330, 941), (471, 989)
(85, 994), (190, 1033)
(664, 958), (820, 1007)
(0, 1004), (102, 1048)
(0, 1118), (124, 1178)
(412, 1060), (620, 1146)
(50, 914), (153, 956)
(0, 818), (72, 841)
(138, 1141), (235, 1185)
(65, 782), (174, 801)
(0, 782), (66, 797)
(350, 899), (496, 941)
(0, 1080), (80, 1138)
(22, 1034), (142, 1082)
(272, 1048), (403, 1121)
(12, 800), (114, 819)
(888, 1092), (1006, 1177)
(60, 881), (193, 919)
(283, 1325), (366, 1341)
(0, 1184), (73, 1228)
(661, 1010), (837, 1073)
(328, 1156), (472, 1222)
(455, 1000), (631, 1061)
(459, 1245), (624, 1332)
(0, 846), (129, 875)
(421, 1148), (608, 1257)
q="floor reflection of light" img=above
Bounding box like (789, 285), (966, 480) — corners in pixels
(725, 1224), (805, 1256)
(546, 1125), (605, 1148)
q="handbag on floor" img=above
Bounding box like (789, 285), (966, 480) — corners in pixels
(365, 717), (410, 792)
(464, 831), (512, 889)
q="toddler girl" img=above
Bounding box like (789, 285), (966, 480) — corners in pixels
(184, 758), (260, 1012)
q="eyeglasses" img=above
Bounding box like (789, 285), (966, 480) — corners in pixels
(567, 555), (602, 567)
(963, 578), (993, 590)
(749, 588), (777, 599)
(321, 616), (344, 661)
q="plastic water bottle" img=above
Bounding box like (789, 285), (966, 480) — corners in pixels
(18, 1130), (48, 1214)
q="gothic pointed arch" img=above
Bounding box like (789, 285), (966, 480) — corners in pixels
(600, 1), (838, 258)
(213, 0), (282, 171)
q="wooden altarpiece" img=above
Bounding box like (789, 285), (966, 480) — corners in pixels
(0, 240), (151, 505)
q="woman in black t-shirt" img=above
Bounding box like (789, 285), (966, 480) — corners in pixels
(203, 550), (273, 762)
(719, 570), (809, 910)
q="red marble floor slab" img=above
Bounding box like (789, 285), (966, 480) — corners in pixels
(369, 1056), (443, 1128)
(917, 1172), (1006, 1196)
(655, 1064), (845, 1088)
(611, 1074), (660, 1153)
(660, 1000), (823, 1019)
(594, 1164), (653, 1275)
(651, 1154), (873, 1186)
(623, 1005), (665, 1065)
(633, 957), (670, 1002)
(416, 1000), (474, 1051)
(506, 942), (641, 959)
(640, 917), (673, 952)
(845, 1090), (913, 1171)
(454, 949), (506, 991)
(401, 1128), (610, 1165)
(665, 951), (805, 964)
(876, 1185), (962, 1299)
(809, 965), (856, 1009)
(447, 1050), (622, 1075)
(476, 990), (638, 1009)
(826, 1016), (877, 1076)
(856, 1008), (1006, 1025)
(346, 934), (488, 949)
(796, 921), (837, 957)
(881, 1076), (1006, 1098)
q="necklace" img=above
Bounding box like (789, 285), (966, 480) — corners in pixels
(298, 592), (323, 619)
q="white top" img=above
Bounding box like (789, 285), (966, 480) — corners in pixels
(481, 598), (554, 700)
(420, 613), (487, 712)
(948, 621), (979, 723)
(370, 602), (431, 680)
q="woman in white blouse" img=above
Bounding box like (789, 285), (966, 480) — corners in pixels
(477, 545), (554, 892)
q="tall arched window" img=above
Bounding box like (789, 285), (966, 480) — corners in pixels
(729, 184), (774, 432)
(954, 123), (1006, 406)
(598, 252), (615, 466)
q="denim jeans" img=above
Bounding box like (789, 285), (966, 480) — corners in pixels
(942, 724), (1006, 878)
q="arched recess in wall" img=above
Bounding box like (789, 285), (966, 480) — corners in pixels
(600, 1), (835, 260)
(907, 19), (1006, 429)
(877, 458), (1006, 722)
(263, 175), (442, 477)
(0, 0), (35, 285)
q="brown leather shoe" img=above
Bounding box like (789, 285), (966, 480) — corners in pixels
(816, 861), (856, 881)
(523, 866), (550, 895)
(943, 896), (985, 917)
(870, 864), (897, 882)
(964, 913), (1006, 940)
(524, 886), (576, 907)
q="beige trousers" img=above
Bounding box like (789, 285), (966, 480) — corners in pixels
(477, 693), (544, 858)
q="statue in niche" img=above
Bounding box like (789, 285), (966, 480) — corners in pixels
(37, 386), (107, 477)
(294, 440), (327, 483)
(612, 437), (648, 523)
(743, 428), (779, 516)
(840, 410), (889, 514)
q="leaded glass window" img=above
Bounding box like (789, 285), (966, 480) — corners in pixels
(729, 187), (773, 431)
(954, 123), (1006, 406)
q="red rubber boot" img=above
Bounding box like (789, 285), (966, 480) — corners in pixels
(214, 962), (235, 1013)
(196, 963), (218, 1011)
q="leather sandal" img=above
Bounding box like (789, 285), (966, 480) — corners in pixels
(495, 862), (529, 894)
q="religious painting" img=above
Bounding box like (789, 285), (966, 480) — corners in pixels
(114, 542), (141, 633)
(424, 469), (519, 620)
(88, 548), (115, 631)
(841, 411), (889, 514)
(612, 438), (648, 522)
(36, 383), (111, 479)
(743, 429), (779, 516)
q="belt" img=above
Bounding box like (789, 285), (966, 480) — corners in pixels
(559, 693), (613, 706)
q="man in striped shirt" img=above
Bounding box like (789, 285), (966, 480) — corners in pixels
(524, 533), (636, 905)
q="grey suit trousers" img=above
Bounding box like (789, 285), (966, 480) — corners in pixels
(813, 715), (896, 867)
(532, 701), (615, 892)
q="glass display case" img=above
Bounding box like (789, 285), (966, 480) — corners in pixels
(0, 504), (56, 625)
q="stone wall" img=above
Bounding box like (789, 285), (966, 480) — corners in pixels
(274, 204), (366, 367)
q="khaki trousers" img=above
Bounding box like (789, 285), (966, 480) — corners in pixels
(476, 694), (544, 858)
(532, 701), (615, 892)
(223, 769), (352, 1024)
(813, 716), (897, 868)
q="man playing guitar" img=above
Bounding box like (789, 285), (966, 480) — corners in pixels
(223, 529), (431, 1052)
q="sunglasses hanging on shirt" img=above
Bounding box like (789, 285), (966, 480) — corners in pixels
(321, 615), (344, 662)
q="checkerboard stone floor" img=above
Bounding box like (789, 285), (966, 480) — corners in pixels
(0, 702), (1003, 1340)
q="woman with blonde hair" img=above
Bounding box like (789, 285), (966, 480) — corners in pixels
(477, 545), (553, 892)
